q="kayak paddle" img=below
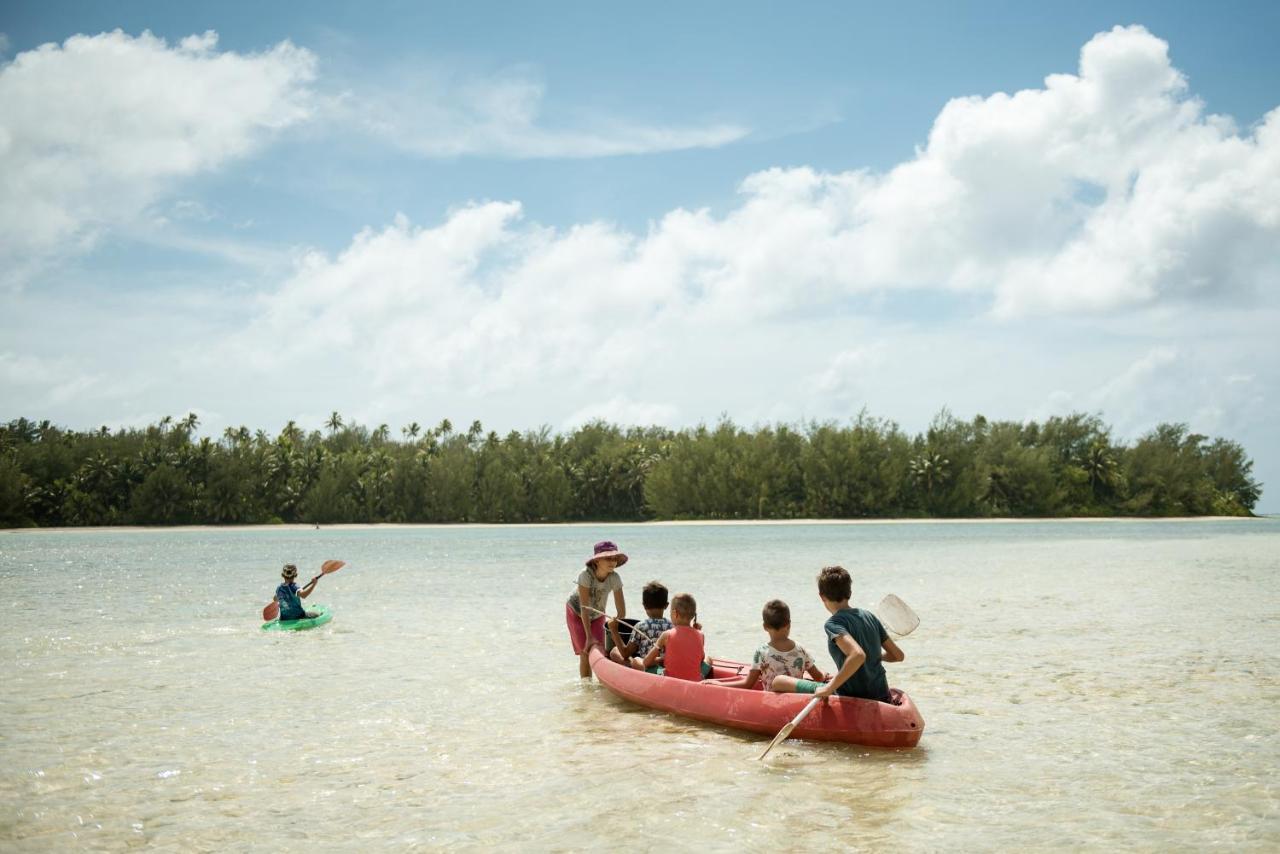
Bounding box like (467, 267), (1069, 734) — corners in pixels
(876, 594), (919, 638)
(261, 560), (345, 621)
(757, 697), (821, 761)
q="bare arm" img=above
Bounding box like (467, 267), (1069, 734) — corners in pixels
(642, 631), (669, 671)
(804, 662), (827, 682)
(815, 633), (865, 699)
(613, 588), (626, 622)
(578, 584), (596, 646)
(299, 576), (320, 598)
(882, 637), (905, 663)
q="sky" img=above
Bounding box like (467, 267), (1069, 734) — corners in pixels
(1, 1), (1278, 509)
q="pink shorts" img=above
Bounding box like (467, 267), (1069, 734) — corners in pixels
(566, 603), (605, 655)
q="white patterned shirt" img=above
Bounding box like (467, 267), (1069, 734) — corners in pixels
(752, 641), (815, 690)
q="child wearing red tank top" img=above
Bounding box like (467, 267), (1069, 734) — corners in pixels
(642, 592), (713, 681)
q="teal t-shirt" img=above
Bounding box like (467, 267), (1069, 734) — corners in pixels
(824, 607), (890, 702)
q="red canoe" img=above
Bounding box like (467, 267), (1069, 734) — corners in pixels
(589, 647), (924, 748)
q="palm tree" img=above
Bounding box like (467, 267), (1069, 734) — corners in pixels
(281, 420), (304, 445)
(326, 412), (344, 435)
(373, 424), (390, 444)
(436, 418), (453, 439)
(1083, 439), (1118, 497)
(182, 412), (199, 433)
(910, 452), (950, 498)
(402, 422), (421, 441)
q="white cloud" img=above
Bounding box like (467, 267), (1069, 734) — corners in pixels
(562, 396), (679, 430)
(1030, 344), (1269, 442)
(337, 66), (749, 158)
(809, 346), (884, 407)
(0, 29), (316, 285)
(212, 22), (1280, 417)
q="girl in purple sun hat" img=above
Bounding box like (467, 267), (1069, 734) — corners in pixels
(566, 540), (629, 678)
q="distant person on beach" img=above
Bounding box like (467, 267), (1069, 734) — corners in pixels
(643, 592), (713, 681)
(800, 565), (903, 703)
(566, 541), (627, 678)
(609, 581), (674, 670)
(712, 599), (828, 692)
(275, 563), (321, 621)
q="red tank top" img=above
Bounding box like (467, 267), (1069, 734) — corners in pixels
(664, 625), (705, 681)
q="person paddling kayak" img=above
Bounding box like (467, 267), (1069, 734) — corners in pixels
(275, 563), (322, 621)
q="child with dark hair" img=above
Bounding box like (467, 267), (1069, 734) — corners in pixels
(275, 563), (321, 621)
(794, 565), (903, 703)
(716, 599), (827, 692)
(609, 581), (674, 670)
(643, 592), (713, 681)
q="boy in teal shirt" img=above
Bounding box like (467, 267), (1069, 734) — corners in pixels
(804, 565), (904, 703)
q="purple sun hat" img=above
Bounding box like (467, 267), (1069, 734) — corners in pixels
(586, 540), (628, 568)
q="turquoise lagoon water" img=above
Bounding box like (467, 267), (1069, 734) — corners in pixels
(1, 519), (1277, 850)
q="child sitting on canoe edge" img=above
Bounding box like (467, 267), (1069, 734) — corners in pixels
(712, 599), (827, 692)
(276, 564), (321, 621)
(609, 581), (674, 670)
(782, 565), (904, 703)
(643, 592), (713, 680)
(566, 540), (627, 678)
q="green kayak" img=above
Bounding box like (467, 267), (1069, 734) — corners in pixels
(262, 604), (332, 632)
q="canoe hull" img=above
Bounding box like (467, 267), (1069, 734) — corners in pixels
(261, 604), (332, 632)
(589, 647), (923, 748)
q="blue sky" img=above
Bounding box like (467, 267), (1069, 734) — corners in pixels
(2, 1), (1278, 509)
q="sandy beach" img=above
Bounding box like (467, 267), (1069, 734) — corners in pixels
(1, 515), (1262, 534)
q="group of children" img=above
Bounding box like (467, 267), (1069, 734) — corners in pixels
(565, 540), (905, 703)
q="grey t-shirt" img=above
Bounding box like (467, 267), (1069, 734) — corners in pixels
(567, 568), (623, 616)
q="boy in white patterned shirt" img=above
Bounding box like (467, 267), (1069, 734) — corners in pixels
(609, 581), (674, 671)
(716, 599), (827, 692)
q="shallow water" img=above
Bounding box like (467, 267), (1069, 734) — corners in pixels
(1, 520), (1278, 851)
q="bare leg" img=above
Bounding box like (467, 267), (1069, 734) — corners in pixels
(579, 650), (592, 678)
(770, 675), (803, 693)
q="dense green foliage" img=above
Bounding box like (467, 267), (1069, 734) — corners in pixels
(0, 410), (1261, 528)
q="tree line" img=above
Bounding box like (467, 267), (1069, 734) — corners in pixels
(0, 410), (1262, 528)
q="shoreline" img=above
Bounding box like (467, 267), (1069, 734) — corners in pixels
(1, 516), (1266, 534)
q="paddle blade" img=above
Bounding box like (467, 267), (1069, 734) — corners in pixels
(320, 559), (345, 574)
(757, 696), (821, 761)
(262, 600), (279, 622)
(877, 594), (919, 638)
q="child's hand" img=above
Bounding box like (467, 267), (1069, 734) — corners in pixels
(815, 682), (836, 700)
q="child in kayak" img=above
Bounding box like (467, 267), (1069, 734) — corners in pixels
(275, 563), (321, 621)
(779, 565), (903, 702)
(566, 541), (628, 678)
(609, 581), (674, 670)
(714, 599), (827, 692)
(642, 592), (713, 681)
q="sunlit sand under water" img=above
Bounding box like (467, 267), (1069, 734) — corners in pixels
(1, 520), (1277, 850)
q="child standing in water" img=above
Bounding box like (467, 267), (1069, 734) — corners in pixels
(275, 564), (321, 621)
(566, 541), (628, 678)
